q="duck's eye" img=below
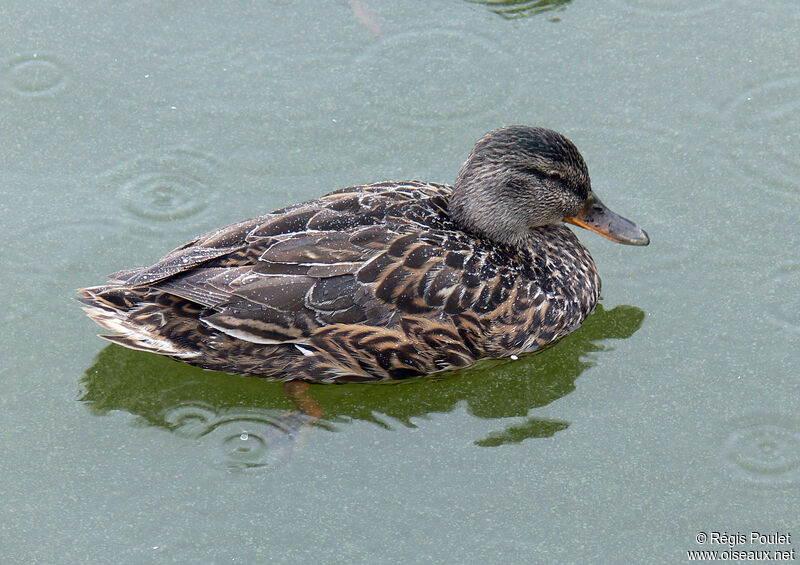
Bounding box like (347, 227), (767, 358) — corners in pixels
(547, 171), (563, 181)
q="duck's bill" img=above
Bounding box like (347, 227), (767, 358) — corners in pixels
(564, 192), (650, 246)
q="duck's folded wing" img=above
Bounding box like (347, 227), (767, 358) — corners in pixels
(152, 228), (390, 344)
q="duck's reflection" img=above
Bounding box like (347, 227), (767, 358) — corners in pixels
(464, 0), (572, 20)
(79, 303), (644, 467)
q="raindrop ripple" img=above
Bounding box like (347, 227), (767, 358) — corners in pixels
(723, 414), (800, 485)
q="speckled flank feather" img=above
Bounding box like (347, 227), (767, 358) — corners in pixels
(77, 180), (600, 382)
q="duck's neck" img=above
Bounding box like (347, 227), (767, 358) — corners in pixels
(447, 180), (531, 247)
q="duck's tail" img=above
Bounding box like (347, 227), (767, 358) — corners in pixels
(76, 285), (201, 359)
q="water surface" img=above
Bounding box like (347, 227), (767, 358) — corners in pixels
(1, 1), (798, 563)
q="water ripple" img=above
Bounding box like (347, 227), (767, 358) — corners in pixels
(212, 423), (273, 470)
(163, 402), (314, 471)
(1, 52), (69, 97)
(720, 76), (800, 193)
(350, 29), (514, 125)
(722, 414), (800, 486)
(106, 148), (222, 226)
(762, 260), (800, 336)
(612, 0), (722, 16)
(163, 401), (218, 438)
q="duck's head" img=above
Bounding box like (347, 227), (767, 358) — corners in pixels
(449, 125), (649, 247)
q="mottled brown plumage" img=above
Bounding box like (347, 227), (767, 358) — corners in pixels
(78, 126), (648, 382)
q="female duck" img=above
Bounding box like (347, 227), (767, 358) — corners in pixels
(79, 126), (649, 383)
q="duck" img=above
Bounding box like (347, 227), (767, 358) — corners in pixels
(78, 125), (649, 386)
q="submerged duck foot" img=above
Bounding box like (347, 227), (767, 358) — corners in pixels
(284, 380), (324, 420)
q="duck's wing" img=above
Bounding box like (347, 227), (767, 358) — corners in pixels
(88, 182), (550, 374)
(154, 227), (388, 343)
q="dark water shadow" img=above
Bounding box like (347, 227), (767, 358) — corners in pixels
(79, 304), (644, 459)
(464, 0), (572, 20)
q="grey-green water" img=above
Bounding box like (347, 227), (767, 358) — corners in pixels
(1, 2), (798, 563)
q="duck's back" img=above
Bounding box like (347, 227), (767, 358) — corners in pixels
(79, 181), (599, 382)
